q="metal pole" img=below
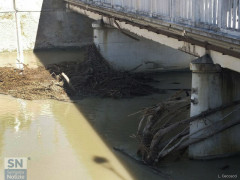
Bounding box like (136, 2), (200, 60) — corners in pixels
(150, 0), (153, 17)
(13, 0), (24, 70)
(111, 0), (113, 8)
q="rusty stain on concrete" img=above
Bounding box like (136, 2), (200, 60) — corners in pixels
(0, 13), (13, 20)
(20, 20), (27, 38)
(20, 14), (28, 38)
(21, 14), (27, 19)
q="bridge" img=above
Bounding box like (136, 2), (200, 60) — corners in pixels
(65, 0), (240, 159)
(65, 0), (240, 72)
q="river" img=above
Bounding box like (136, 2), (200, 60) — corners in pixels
(0, 51), (240, 180)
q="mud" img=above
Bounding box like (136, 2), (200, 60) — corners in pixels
(0, 66), (68, 101)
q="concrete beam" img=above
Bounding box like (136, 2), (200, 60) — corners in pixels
(92, 20), (195, 71)
(66, 1), (240, 73)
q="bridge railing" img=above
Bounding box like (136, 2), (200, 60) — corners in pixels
(81, 0), (240, 35)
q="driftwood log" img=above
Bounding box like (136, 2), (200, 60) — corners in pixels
(61, 72), (76, 92)
(135, 90), (240, 165)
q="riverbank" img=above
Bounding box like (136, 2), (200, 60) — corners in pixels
(0, 46), (159, 101)
(0, 66), (69, 101)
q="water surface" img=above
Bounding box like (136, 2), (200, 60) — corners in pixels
(0, 50), (239, 180)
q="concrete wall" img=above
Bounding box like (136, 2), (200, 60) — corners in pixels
(93, 22), (196, 72)
(0, 0), (93, 52)
(189, 56), (240, 159)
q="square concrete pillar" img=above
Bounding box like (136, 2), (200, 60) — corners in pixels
(189, 55), (240, 159)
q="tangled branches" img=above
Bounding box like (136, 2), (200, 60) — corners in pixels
(47, 45), (160, 98)
(135, 91), (240, 165)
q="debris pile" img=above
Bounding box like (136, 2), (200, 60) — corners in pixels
(135, 90), (240, 165)
(0, 66), (68, 100)
(47, 45), (159, 98)
(0, 45), (159, 100)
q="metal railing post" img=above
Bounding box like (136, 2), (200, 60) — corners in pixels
(238, 0), (240, 29)
(233, 0), (237, 29)
(171, 0), (174, 22)
(150, 0), (153, 17)
(218, 0), (222, 28)
(13, 0), (24, 70)
(135, 0), (139, 13)
(111, 0), (113, 8)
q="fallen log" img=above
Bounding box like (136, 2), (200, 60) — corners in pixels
(148, 106), (240, 164)
(136, 96), (190, 163)
(137, 115), (146, 135)
(141, 97), (190, 138)
(157, 127), (189, 159)
(152, 103), (190, 134)
(175, 111), (240, 152)
(157, 117), (240, 161)
(149, 100), (240, 157)
(61, 72), (76, 92)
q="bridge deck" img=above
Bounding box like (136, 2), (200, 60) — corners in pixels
(65, 0), (240, 72)
(71, 1), (240, 37)
(86, 0), (240, 34)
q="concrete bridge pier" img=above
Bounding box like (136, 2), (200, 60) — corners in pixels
(189, 55), (240, 159)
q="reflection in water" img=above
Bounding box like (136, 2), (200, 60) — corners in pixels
(14, 117), (20, 132)
(0, 95), (133, 180)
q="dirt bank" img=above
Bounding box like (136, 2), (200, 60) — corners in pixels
(0, 66), (68, 101)
(0, 45), (159, 101)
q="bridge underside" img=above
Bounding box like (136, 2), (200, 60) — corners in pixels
(65, 0), (240, 160)
(65, 0), (240, 73)
(92, 20), (196, 71)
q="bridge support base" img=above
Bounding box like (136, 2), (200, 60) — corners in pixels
(189, 55), (240, 159)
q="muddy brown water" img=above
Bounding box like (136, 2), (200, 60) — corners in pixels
(0, 51), (240, 180)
